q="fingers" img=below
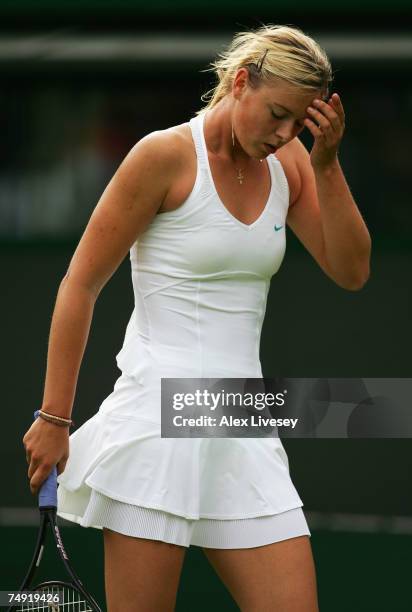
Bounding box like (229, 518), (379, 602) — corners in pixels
(26, 445), (55, 495)
(330, 93), (345, 123)
(23, 421), (70, 495)
(304, 92), (346, 157)
(27, 455), (40, 480)
(29, 468), (42, 496)
(306, 94), (345, 136)
(26, 451), (68, 494)
(29, 462), (53, 496)
(57, 459), (67, 475)
(307, 102), (338, 134)
(304, 118), (324, 140)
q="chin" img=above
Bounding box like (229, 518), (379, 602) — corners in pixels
(252, 148), (267, 159)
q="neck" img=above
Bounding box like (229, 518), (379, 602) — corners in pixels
(203, 97), (252, 166)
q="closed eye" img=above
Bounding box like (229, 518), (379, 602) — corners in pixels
(271, 111), (285, 120)
(272, 110), (305, 130)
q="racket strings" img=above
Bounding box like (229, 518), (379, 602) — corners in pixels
(15, 584), (93, 611)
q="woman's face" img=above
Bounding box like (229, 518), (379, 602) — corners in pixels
(232, 69), (324, 158)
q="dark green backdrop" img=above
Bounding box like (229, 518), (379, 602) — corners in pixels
(2, 236), (412, 511)
(1, 13), (411, 611)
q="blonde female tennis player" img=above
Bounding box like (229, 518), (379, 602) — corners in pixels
(23, 24), (371, 612)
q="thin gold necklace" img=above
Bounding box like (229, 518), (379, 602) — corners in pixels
(231, 123), (263, 184)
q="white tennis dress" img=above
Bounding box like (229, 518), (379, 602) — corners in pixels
(56, 112), (310, 548)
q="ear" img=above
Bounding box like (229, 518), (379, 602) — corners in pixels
(232, 67), (250, 100)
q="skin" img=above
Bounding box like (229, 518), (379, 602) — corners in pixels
(228, 69), (345, 170)
(159, 69), (369, 290)
(225, 72), (319, 163)
(223, 68), (370, 291)
(23, 66), (370, 611)
(101, 528), (318, 612)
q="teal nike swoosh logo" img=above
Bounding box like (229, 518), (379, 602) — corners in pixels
(274, 225), (283, 231)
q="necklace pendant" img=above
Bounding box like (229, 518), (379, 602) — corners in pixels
(237, 169), (244, 184)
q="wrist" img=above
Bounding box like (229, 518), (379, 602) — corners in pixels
(38, 417), (70, 431)
(312, 156), (340, 176)
(38, 410), (74, 428)
(40, 405), (72, 420)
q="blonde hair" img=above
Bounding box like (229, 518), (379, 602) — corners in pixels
(196, 24), (333, 115)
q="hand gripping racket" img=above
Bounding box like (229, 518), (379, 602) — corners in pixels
(7, 411), (102, 611)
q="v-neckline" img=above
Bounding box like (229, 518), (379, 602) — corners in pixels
(199, 112), (274, 232)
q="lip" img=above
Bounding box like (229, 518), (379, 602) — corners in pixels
(264, 143), (278, 154)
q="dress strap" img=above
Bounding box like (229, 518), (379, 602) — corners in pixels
(189, 113), (208, 168)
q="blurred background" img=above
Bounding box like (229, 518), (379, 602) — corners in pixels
(1, 1), (411, 610)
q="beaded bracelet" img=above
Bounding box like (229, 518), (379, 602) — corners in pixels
(38, 410), (74, 428)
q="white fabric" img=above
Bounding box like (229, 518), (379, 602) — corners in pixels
(57, 112), (304, 524)
(59, 488), (310, 549)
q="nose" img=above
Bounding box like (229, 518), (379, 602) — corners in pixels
(275, 119), (299, 142)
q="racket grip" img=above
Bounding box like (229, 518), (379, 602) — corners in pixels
(34, 410), (58, 509)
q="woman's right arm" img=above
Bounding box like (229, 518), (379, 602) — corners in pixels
(23, 130), (183, 495)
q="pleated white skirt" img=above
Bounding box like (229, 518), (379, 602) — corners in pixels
(57, 373), (306, 522)
(59, 487), (310, 549)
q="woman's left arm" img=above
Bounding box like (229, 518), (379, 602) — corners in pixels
(286, 93), (371, 291)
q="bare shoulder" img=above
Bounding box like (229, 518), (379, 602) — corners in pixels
(149, 121), (193, 158)
(155, 121), (198, 213)
(166, 121), (194, 150)
(163, 121), (195, 165)
(274, 137), (309, 206)
(118, 122), (194, 209)
(123, 122), (191, 183)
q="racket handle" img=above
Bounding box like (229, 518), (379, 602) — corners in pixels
(34, 410), (58, 509)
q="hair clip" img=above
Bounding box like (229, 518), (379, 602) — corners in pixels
(256, 49), (269, 73)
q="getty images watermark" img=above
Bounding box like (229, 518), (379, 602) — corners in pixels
(160, 378), (412, 438)
(172, 386), (297, 430)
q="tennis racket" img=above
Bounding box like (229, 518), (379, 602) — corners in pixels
(7, 410), (102, 612)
